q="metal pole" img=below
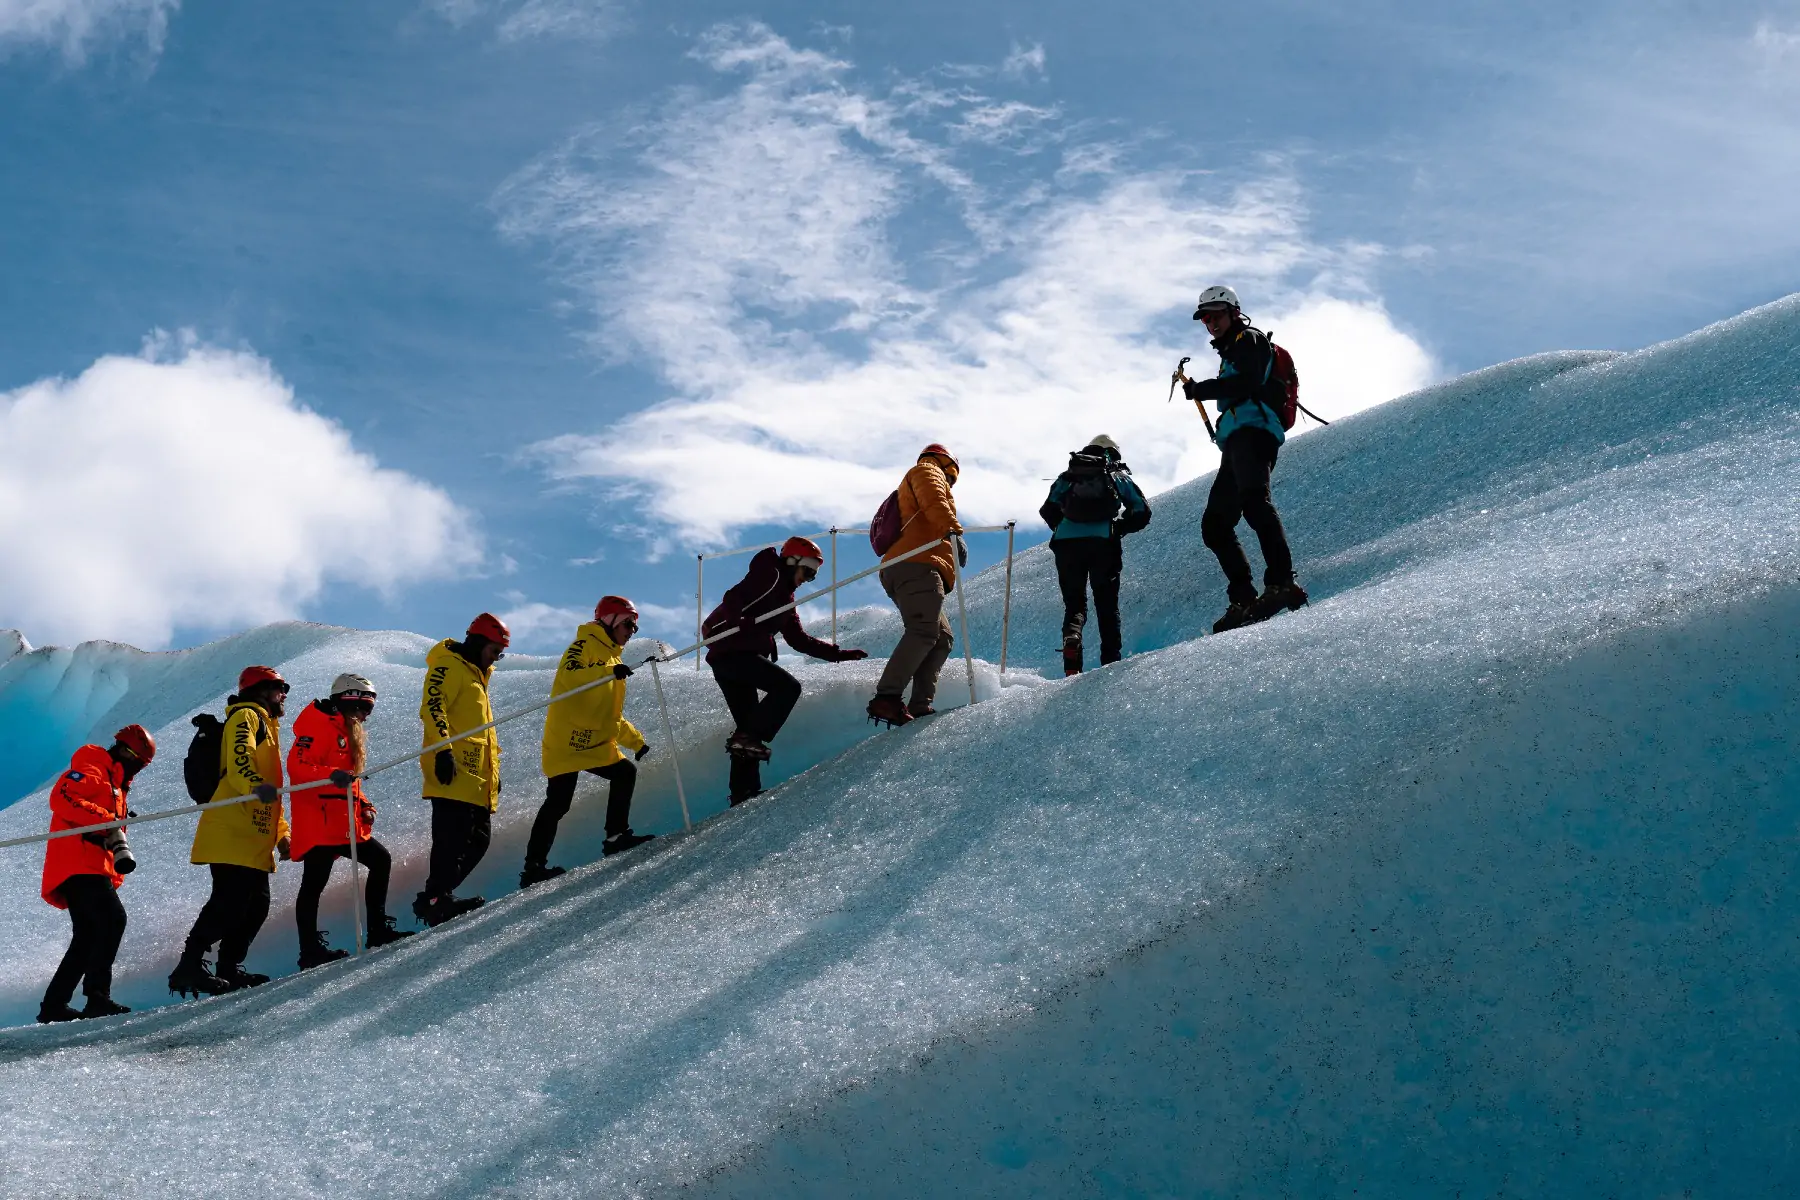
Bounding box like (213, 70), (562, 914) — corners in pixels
(1000, 521), (1015, 675)
(695, 555), (704, 672)
(954, 535), (976, 706)
(346, 790), (363, 955)
(648, 657), (692, 831)
(829, 527), (838, 644)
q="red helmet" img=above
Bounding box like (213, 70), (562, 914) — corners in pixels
(238, 665), (288, 693)
(919, 443), (960, 473)
(466, 612), (511, 648)
(779, 536), (824, 567)
(594, 595), (639, 626)
(113, 724), (156, 764)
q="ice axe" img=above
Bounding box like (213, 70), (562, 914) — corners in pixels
(1169, 355), (1215, 439)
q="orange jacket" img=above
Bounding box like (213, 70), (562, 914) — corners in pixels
(41, 745), (129, 908)
(881, 459), (963, 590)
(286, 700), (375, 860)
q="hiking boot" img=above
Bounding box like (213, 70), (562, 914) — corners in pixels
(520, 862), (566, 889)
(366, 915), (415, 948)
(866, 695), (913, 728)
(1062, 639), (1083, 677)
(298, 932), (349, 971)
(604, 830), (655, 857)
(728, 788), (763, 808)
(725, 730), (772, 761)
(168, 958), (232, 999)
(36, 1000), (82, 1024)
(908, 704), (937, 718)
(1253, 581), (1309, 620)
(416, 892), (485, 927)
(81, 998), (131, 1019)
(215, 963), (269, 990)
(1211, 598), (1262, 634)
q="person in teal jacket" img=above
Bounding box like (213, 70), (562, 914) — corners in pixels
(1039, 435), (1151, 675)
(1177, 285), (1308, 633)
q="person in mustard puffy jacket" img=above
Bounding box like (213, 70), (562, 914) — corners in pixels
(413, 613), (507, 927)
(868, 443), (965, 728)
(169, 666), (292, 998)
(520, 597), (654, 887)
(287, 673), (414, 967)
(37, 725), (155, 1023)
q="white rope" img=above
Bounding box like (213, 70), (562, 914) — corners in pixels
(0, 533), (957, 853)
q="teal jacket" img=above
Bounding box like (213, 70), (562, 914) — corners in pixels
(1182, 325), (1287, 447)
(1040, 451), (1152, 541)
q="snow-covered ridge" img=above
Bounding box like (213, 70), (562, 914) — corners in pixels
(0, 296), (1795, 1195)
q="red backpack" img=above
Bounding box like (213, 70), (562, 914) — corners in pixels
(869, 489), (905, 555)
(1262, 335), (1300, 431)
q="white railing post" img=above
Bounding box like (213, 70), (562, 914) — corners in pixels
(954, 535), (977, 706)
(1001, 521), (1015, 675)
(829, 527), (838, 644)
(695, 555), (704, 672)
(346, 794), (363, 955)
(648, 656), (692, 831)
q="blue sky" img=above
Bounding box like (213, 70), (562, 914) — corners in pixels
(2, 0), (1797, 652)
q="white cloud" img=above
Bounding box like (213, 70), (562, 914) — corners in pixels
(0, 335), (482, 648)
(1000, 41), (1047, 81)
(425, 0), (623, 43)
(1753, 20), (1800, 63)
(0, 0), (175, 61)
(505, 23), (1437, 545)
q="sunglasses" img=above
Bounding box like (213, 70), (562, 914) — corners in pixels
(337, 697), (375, 716)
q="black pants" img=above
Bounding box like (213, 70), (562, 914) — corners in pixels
(297, 837), (393, 936)
(1052, 538), (1123, 664)
(524, 761), (636, 868)
(423, 799), (491, 900)
(1201, 428), (1294, 603)
(182, 863), (270, 969)
(711, 653), (802, 802)
(43, 874), (127, 1007)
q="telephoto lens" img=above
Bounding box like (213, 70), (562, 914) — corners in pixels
(103, 828), (136, 875)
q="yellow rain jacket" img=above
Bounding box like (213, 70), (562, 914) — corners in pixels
(420, 639), (501, 811)
(542, 622), (646, 777)
(191, 700), (290, 872)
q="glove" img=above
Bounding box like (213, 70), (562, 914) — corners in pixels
(434, 749), (456, 786)
(127, 809), (138, 819)
(497, 777), (503, 796)
(955, 536), (968, 567)
(329, 769), (355, 789)
(252, 783), (279, 804)
(613, 663), (633, 680)
(838, 648), (869, 662)
(358, 799), (377, 826)
(277, 836), (291, 862)
(635, 744), (651, 761)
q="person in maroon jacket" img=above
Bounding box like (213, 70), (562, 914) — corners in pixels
(702, 536), (867, 805)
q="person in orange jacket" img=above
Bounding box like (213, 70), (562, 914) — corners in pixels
(287, 673), (414, 968)
(37, 725), (155, 1023)
(169, 665), (292, 998)
(868, 443), (965, 727)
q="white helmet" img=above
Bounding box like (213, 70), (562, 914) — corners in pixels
(1193, 285), (1240, 317)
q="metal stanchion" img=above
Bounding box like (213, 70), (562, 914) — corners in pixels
(1000, 521), (1015, 674)
(954, 535), (977, 706)
(648, 657), (692, 831)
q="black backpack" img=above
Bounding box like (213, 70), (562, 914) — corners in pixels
(184, 713), (225, 803)
(1060, 452), (1123, 524)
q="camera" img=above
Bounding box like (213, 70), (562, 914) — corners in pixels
(101, 828), (136, 875)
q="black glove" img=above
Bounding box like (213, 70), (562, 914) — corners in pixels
(252, 783), (279, 804)
(955, 536), (968, 567)
(434, 749), (456, 786)
(837, 648), (869, 662)
(127, 809), (138, 819)
(613, 663), (633, 680)
(82, 830), (110, 848)
(329, 769), (355, 789)
(635, 744), (650, 761)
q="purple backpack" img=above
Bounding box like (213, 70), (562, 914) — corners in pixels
(869, 490), (904, 556)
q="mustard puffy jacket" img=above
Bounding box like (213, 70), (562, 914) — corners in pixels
(882, 458), (963, 590)
(419, 639), (500, 810)
(541, 622), (646, 777)
(191, 700), (290, 872)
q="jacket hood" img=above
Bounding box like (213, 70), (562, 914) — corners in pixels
(429, 637), (491, 682)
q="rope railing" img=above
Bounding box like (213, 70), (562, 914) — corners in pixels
(0, 532), (967, 855)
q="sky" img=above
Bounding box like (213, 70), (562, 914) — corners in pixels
(1, 0), (1797, 653)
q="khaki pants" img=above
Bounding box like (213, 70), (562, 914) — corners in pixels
(875, 561), (954, 710)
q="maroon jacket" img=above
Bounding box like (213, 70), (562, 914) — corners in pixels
(703, 548), (847, 665)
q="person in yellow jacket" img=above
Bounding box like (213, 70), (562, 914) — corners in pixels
(169, 665), (292, 997)
(413, 612), (508, 927)
(868, 443), (965, 728)
(519, 596), (655, 888)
